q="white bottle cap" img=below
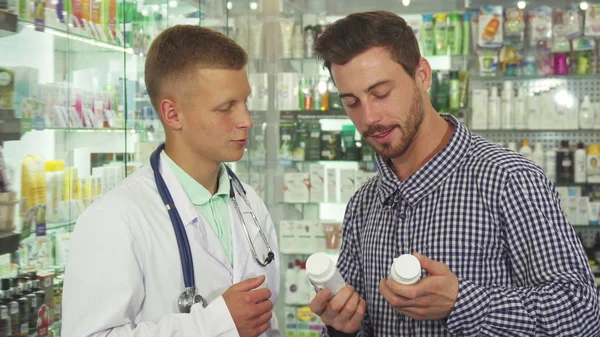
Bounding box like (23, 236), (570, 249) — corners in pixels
(389, 254), (421, 285)
(306, 252), (336, 284)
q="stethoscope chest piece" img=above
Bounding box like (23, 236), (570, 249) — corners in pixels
(178, 286), (207, 313)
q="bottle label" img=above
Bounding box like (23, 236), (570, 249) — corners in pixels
(20, 321), (29, 335)
(9, 304), (18, 315)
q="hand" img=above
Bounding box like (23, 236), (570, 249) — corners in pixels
(309, 285), (366, 334)
(223, 276), (273, 337)
(379, 253), (459, 320)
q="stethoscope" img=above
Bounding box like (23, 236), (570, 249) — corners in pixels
(150, 143), (275, 313)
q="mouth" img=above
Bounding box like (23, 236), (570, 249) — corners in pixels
(369, 128), (395, 143)
(232, 139), (248, 146)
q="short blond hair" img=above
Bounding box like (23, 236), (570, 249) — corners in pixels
(144, 25), (248, 111)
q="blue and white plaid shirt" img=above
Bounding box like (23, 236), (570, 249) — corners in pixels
(328, 115), (600, 337)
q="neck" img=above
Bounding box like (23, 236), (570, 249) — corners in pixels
(389, 109), (453, 180)
(164, 138), (221, 194)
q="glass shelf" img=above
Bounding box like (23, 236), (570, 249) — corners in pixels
(46, 222), (76, 231)
(18, 19), (136, 54)
(474, 129), (600, 132)
(469, 74), (600, 82)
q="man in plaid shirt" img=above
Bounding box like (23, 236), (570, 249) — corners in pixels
(308, 10), (600, 337)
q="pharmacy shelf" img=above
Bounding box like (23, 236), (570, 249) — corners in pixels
(18, 19), (135, 54)
(475, 129), (600, 133)
(34, 127), (141, 133)
(280, 110), (347, 120)
(0, 231), (20, 255)
(470, 75), (600, 82)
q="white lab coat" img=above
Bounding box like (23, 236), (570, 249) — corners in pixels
(61, 153), (280, 337)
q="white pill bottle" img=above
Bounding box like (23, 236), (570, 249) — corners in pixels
(389, 254), (422, 285)
(306, 252), (346, 295)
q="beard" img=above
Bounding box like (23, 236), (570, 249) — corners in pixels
(362, 85), (424, 160)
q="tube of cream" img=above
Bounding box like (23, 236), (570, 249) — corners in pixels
(249, 21), (263, 60)
(280, 19), (295, 59)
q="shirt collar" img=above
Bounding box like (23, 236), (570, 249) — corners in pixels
(163, 153), (230, 206)
(375, 114), (472, 207)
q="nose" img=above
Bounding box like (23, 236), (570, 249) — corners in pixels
(362, 101), (384, 127)
(237, 104), (254, 129)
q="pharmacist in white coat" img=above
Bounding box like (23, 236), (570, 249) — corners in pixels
(61, 25), (280, 337)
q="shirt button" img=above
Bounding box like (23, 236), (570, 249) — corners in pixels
(399, 213), (406, 220)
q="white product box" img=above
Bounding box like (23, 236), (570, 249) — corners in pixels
(309, 164), (325, 203)
(283, 172), (310, 203)
(577, 197), (591, 226)
(279, 220), (298, 254)
(471, 89), (488, 130)
(248, 73), (268, 111)
(327, 168), (338, 203)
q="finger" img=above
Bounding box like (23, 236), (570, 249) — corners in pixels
(327, 286), (355, 314)
(252, 310), (273, 327)
(253, 320), (271, 337)
(413, 252), (447, 276)
(248, 300), (273, 319)
(247, 288), (272, 303)
(379, 279), (413, 308)
(385, 278), (424, 300)
(337, 291), (359, 322)
(346, 297), (366, 328)
(310, 289), (332, 315)
(232, 276), (266, 292)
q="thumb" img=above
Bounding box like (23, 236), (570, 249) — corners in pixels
(413, 252), (447, 275)
(233, 275), (266, 292)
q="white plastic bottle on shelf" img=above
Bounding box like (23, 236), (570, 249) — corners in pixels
(488, 86), (501, 129)
(575, 142), (587, 183)
(501, 81), (514, 129)
(519, 139), (533, 160)
(579, 95), (595, 129)
(545, 149), (558, 183)
(306, 252), (346, 295)
(532, 143), (546, 171)
(514, 87), (528, 129)
(389, 254), (422, 285)
(527, 90), (540, 130)
(507, 142), (518, 152)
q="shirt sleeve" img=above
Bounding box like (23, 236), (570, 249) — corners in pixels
(321, 195), (372, 337)
(445, 170), (600, 337)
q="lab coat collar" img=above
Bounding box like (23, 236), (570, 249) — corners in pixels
(158, 152), (199, 227)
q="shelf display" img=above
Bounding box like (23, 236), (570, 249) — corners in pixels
(2, 0), (600, 336)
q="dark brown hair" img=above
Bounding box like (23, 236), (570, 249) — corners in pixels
(144, 25), (248, 111)
(314, 11), (421, 78)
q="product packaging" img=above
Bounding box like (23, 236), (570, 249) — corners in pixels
(585, 4), (600, 37)
(434, 13), (448, 55)
(504, 7), (525, 41)
(478, 49), (499, 76)
(421, 14), (435, 56)
(448, 13), (462, 56)
(478, 5), (503, 48)
(528, 6), (553, 44)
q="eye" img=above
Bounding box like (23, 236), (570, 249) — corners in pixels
(217, 103), (233, 112)
(343, 98), (359, 108)
(374, 92), (390, 100)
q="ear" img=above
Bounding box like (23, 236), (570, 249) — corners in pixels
(159, 98), (183, 131)
(414, 58), (432, 92)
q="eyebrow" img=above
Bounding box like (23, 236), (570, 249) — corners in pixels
(338, 80), (393, 99)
